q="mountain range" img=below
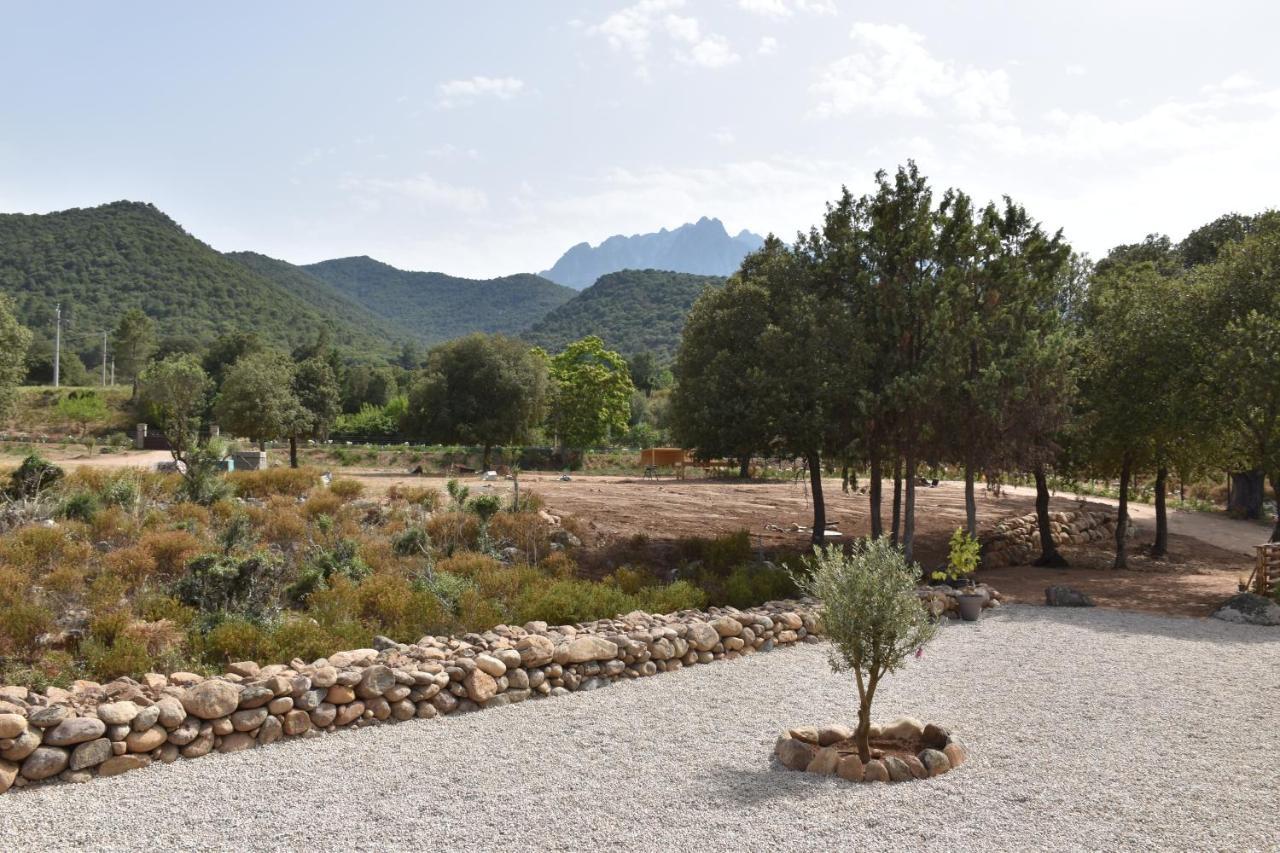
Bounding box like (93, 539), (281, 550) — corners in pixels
(541, 217), (763, 289)
(0, 202), (752, 362)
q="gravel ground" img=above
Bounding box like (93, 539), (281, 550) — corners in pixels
(4, 606), (1279, 852)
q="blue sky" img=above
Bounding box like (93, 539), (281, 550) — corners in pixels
(3, 1), (1278, 277)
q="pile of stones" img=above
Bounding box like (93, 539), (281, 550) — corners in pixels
(981, 509), (1127, 568)
(0, 600), (822, 794)
(916, 582), (1003, 618)
(774, 717), (967, 783)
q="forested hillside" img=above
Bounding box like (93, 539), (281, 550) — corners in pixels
(0, 201), (393, 355)
(524, 269), (723, 358)
(303, 256), (576, 345)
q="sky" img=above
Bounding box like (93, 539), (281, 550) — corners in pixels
(2, 1), (1278, 278)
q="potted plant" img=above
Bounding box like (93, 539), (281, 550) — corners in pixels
(941, 528), (985, 621)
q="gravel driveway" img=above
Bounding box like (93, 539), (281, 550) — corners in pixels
(4, 606), (1278, 852)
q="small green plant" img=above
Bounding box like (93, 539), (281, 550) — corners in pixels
(6, 454), (64, 498)
(468, 494), (502, 523)
(58, 492), (100, 523)
(446, 478), (470, 508)
(56, 390), (107, 437)
(792, 538), (938, 762)
(932, 528), (981, 584)
(286, 539), (371, 604)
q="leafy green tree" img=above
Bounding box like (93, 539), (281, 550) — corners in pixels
(56, 390), (107, 437)
(547, 336), (634, 451)
(138, 355), (212, 463)
(215, 350), (305, 452)
(402, 334), (548, 470)
(341, 362), (397, 413)
(792, 539), (937, 763)
(202, 332), (266, 386)
(0, 294), (33, 417)
(290, 357), (342, 468)
(671, 277), (775, 477)
(111, 307), (157, 399)
(627, 352), (662, 396)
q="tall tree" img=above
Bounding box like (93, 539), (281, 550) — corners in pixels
(546, 336), (634, 452)
(0, 294), (33, 420)
(138, 355), (211, 463)
(403, 334), (548, 469)
(290, 357), (342, 468)
(214, 350), (305, 452)
(111, 307), (157, 399)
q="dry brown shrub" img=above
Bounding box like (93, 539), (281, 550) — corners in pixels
(102, 544), (159, 588)
(229, 467), (318, 499)
(168, 502), (212, 529)
(329, 478), (364, 501)
(426, 511), (478, 555)
(538, 550), (579, 579)
(123, 618), (184, 656)
(388, 484), (441, 511)
(89, 505), (140, 546)
(488, 511), (552, 561)
(139, 529), (204, 578)
(252, 497), (307, 547)
(0, 525), (93, 576)
(301, 489), (342, 520)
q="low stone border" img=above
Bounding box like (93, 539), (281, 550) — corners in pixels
(774, 718), (968, 783)
(0, 600), (823, 794)
(982, 509), (1129, 568)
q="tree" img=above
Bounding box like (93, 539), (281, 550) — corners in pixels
(138, 355), (212, 463)
(202, 332), (265, 386)
(214, 350), (305, 452)
(0, 294), (32, 420)
(547, 336), (634, 451)
(111, 308), (157, 399)
(56, 390), (107, 438)
(670, 279), (775, 478)
(792, 538), (937, 763)
(341, 362), (397, 413)
(402, 334), (547, 469)
(290, 357), (342, 468)
(627, 352), (661, 397)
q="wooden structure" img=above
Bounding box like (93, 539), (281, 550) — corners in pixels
(1249, 543), (1279, 596)
(640, 447), (692, 479)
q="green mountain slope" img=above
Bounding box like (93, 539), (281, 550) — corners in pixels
(303, 256), (576, 346)
(0, 201), (394, 355)
(523, 269), (724, 358)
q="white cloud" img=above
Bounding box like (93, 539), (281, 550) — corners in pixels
(712, 128), (736, 144)
(436, 76), (524, 108)
(812, 22), (1011, 121)
(340, 173), (489, 215)
(588, 0), (738, 76)
(1065, 64), (1086, 76)
(758, 35), (778, 55)
(737, 0), (836, 17)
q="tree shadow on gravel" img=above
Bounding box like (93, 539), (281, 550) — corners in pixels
(987, 603), (1280, 647)
(702, 762), (839, 805)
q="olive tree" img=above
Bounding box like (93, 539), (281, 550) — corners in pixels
(793, 538), (937, 762)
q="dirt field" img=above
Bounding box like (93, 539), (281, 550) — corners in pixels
(15, 446), (1268, 619)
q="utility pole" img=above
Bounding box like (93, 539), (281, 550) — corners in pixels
(102, 330), (108, 387)
(53, 303), (61, 388)
(110, 359), (115, 387)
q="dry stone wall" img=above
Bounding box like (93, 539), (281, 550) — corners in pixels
(0, 600), (822, 794)
(981, 509), (1129, 568)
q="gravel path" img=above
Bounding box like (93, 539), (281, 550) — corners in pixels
(4, 606), (1278, 852)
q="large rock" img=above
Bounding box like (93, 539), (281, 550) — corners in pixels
(97, 701), (141, 726)
(710, 616), (743, 637)
(98, 754), (148, 777)
(557, 636), (619, 664)
(43, 716), (106, 746)
(685, 621), (719, 652)
(125, 727), (167, 753)
(356, 665), (395, 699)
(69, 738), (112, 770)
(21, 746), (69, 780)
(1211, 593), (1280, 627)
(0, 759), (17, 793)
(464, 670), (498, 703)
(182, 680), (241, 720)
(2, 728), (41, 761)
(0, 713), (27, 739)
(474, 654), (507, 678)
(1045, 585), (1095, 607)
(775, 736), (817, 771)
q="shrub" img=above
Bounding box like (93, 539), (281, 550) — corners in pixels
(228, 467), (318, 499)
(468, 494), (502, 523)
(329, 478), (364, 501)
(392, 526), (431, 558)
(355, 573), (450, 640)
(269, 617), (353, 663)
(513, 578), (635, 627)
(286, 539), (371, 604)
(250, 497), (307, 547)
(0, 600), (54, 657)
(80, 635), (153, 680)
(5, 454), (64, 498)
(89, 505), (139, 546)
(301, 490), (342, 520)
(791, 539), (938, 762)
(416, 570), (476, 616)
(174, 551), (283, 619)
(103, 544), (160, 589)
(634, 580), (708, 614)
(721, 563), (798, 609)
(436, 551), (503, 579)
(935, 527), (981, 583)
(58, 492), (100, 523)
(445, 478), (470, 508)
(0, 525), (92, 576)
(101, 475), (141, 510)
(139, 530), (204, 579)
(201, 617), (274, 664)
(388, 484), (440, 510)
(426, 511), (478, 556)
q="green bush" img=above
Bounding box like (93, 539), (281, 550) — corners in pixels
(80, 635), (153, 680)
(174, 551), (283, 619)
(0, 601), (55, 658)
(7, 454), (64, 498)
(58, 492), (100, 523)
(201, 617), (274, 664)
(286, 539), (371, 604)
(101, 475), (140, 509)
(634, 579), (707, 614)
(513, 578), (636, 627)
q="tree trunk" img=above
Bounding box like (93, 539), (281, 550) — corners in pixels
(869, 453), (883, 539)
(1270, 471), (1280, 543)
(963, 450), (977, 538)
(891, 457), (903, 547)
(482, 444), (492, 471)
(289, 435), (298, 469)
(739, 455), (750, 479)
(808, 452), (826, 549)
(1114, 454), (1131, 569)
(1032, 465), (1067, 567)
(1151, 466), (1169, 558)
(258, 438), (266, 452)
(1228, 470), (1265, 519)
(855, 673), (879, 763)
(903, 449), (917, 563)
